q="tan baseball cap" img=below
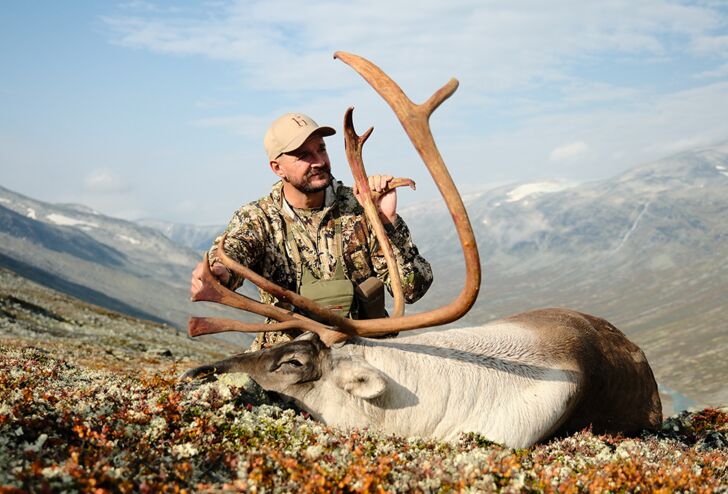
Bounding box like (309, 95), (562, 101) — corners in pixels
(264, 113), (336, 160)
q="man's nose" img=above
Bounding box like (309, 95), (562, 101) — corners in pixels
(310, 152), (328, 166)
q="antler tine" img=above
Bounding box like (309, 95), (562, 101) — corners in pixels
(192, 253), (290, 319)
(332, 52), (458, 121)
(189, 317), (309, 336)
(343, 106), (405, 318)
(189, 317), (348, 346)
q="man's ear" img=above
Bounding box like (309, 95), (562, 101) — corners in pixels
(269, 159), (287, 180)
(332, 358), (387, 399)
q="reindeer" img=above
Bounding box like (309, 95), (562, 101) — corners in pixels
(184, 52), (662, 448)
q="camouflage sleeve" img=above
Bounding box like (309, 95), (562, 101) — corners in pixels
(207, 206), (269, 291)
(371, 214), (433, 303)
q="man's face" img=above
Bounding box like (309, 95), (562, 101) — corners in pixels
(273, 135), (332, 194)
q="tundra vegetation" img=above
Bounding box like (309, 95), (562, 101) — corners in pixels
(2, 345), (727, 492)
(2, 269), (727, 492)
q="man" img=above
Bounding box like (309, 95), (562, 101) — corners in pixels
(190, 112), (432, 351)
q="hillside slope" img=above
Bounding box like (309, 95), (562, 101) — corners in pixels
(0, 186), (253, 347)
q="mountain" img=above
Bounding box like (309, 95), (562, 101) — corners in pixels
(405, 142), (728, 268)
(137, 218), (224, 252)
(0, 185), (253, 347)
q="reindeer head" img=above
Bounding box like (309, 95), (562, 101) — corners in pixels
(183, 332), (388, 406)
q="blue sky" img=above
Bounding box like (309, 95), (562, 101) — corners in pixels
(2, 1), (728, 225)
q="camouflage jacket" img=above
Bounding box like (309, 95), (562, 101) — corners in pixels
(208, 179), (433, 350)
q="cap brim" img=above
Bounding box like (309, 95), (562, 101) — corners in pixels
(315, 126), (336, 137)
(281, 125), (336, 155)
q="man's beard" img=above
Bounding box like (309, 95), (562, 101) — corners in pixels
(292, 168), (333, 193)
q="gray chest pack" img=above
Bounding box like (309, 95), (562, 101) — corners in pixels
(282, 205), (386, 321)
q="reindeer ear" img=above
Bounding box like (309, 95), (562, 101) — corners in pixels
(333, 358), (387, 399)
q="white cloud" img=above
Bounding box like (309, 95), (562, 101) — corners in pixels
(101, 0), (728, 94)
(463, 80), (728, 183)
(83, 170), (131, 194)
(692, 34), (728, 53)
(696, 62), (728, 79)
(549, 142), (589, 162)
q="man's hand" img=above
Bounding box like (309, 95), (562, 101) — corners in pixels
(353, 174), (397, 224)
(190, 260), (230, 300)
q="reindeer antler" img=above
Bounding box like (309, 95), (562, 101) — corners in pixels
(190, 52), (481, 344)
(342, 106), (408, 318)
(189, 253), (348, 345)
(332, 51), (481, 334)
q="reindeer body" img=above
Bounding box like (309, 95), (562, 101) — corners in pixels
(187, 309), (662, 448)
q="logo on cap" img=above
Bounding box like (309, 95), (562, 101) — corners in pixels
(290, 115), (309, 128)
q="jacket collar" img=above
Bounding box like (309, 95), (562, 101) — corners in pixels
(271, 179), (342, 220)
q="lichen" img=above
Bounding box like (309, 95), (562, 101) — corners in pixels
(1, 341), (726, 493)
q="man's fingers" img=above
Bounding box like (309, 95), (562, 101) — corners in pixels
(211, 262), (230, 284)
(354, 174), (398, 209)
(190, 261), (229, 299)
(366, 174), (394, 193)
(368, 174), (383, 192)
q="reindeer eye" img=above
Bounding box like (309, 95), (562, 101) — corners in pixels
(268, 352), (314, 376)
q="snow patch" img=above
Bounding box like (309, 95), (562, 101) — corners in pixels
(716, 165), (726, 171)
(0, 198), (11, 204)
(612, 199), (652, 254)
(505, 182), (573, 203)
(27, 208), (37, 220)
(117, 234), (140, 245)
(46, 213), (98, 228)
(721, 172), (728, 178)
